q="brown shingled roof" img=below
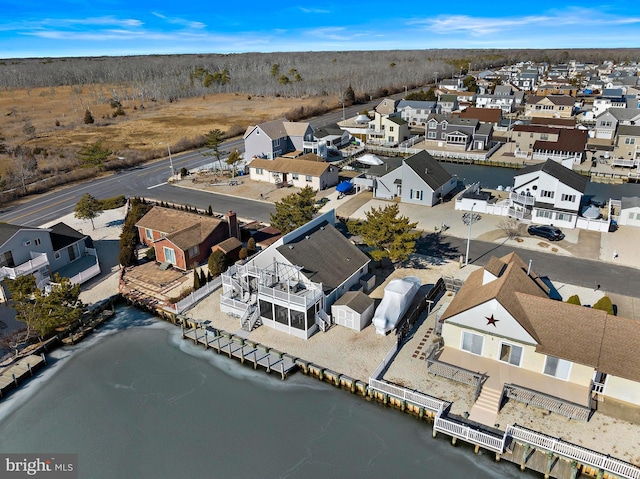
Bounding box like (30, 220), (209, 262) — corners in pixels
(526, 94), (575, 106)
(136, 207), (223, 250)
(533, 128), (588, 153)
(458, 107), (501, 124)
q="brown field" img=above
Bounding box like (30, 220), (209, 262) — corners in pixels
(0, 85), (335, 176)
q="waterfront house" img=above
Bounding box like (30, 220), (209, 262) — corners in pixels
(458, 107), (502, 125)
(508, 159), (586, 228)
(474, 93), (515, 113)
(434, 252), (640, 426)
(243, 118), (314, 160)
(219, 211), (370, 339)
(136, 207), (237, 270)
(524, 95), (576, 119)
(366, 112), (409, 146)
(373, 150), (456, 206)
(331, 291), (375, 332)
(438, 94), (459, 113)
(531, 128), (588, 165)
(396, 100), (440, 128)
(0, 222), (99, 302)
(248, 154), (339, 190)
(612, 125), (640, 165)
(618, 197), (640, 227)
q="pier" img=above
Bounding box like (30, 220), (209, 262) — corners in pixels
(0, 354), (46, 397)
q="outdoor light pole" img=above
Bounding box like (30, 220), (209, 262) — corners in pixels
(160, 142), (174, 174)
(465, 203), (476, 267)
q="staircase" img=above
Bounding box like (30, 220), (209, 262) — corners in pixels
(468, 385), (503, 427)
(241, 305), (260, 332)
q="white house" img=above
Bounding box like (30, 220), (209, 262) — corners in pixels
(508, 159), (587, 228)
(248, 154), (339, 191)
(220, 211), (371, 339)
(373, 151), (457, 206)
(618, 197), (640, 227)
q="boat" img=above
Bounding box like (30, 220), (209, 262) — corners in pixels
(372, 277), (421, 335)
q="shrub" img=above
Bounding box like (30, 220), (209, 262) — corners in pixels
(99, 195), (126, 210)
(566, 295), (581, 306)
(593, 296), (614, 315)
(239, 247), (248, 260)
(145, 248), (156, 260)
(83, 109), (94, 124)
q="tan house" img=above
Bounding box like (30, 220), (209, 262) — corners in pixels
(613, 125), (640, 163)
(248, 154), (339, 190)
(510, 125), (560, 156)
(433, 253), (640, 426)
(366, 112), (409, 146)
(524, 95), (576, 118)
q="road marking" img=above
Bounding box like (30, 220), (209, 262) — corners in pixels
(4, 197), (72, 224)
(147, 182), (167, 189)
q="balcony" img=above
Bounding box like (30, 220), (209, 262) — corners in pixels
(0, 252), (49, 281)
(510, 191), (535, 206)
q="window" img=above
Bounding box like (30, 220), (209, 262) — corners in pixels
(274, 138), (280, 147)
(428, 131), (436, 139)
(561, 194), (575, 202)
(499, 342), (523, 366)
(163, 247), (176, 265)
(461, 331), (483, 355)
(145, 228), (153, 240)
(305, 175), (312, 182)
(556, 212), (571, 222)
(601, 121), (612, 128)
(255, 168), (263, 175)
(23, 240), (31, 246)
(34, 238), (41, 246)
(389, 126), (394, 132)
(441, 122), (447, 130)
(540, 190), (554, 198)
(428, 122), (437, 129)
(537, 209), (553, 219)
(292, 174), (299, 180)
(441, 133), (446, 140)
(54, 252), (61, 260)
(544, 356), (571, 380)
(540, 134), (549, 140)
(188, 245), (199, 257)
(625, 138), (636, 145)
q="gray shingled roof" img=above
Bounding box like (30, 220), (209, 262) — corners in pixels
(397, 100), (438, 110)
(621, 197), (640, 209)
(0, 224), (23, 248)
(616, 125), (640, 137)
(403, 151), (453, 190)
(516, 159), (587, 193)
(277, 222), (370, 293)
(332, 291), (375, 314)
(49, 222), (88, 251)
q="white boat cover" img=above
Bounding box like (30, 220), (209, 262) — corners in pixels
(372, 276), (421, 335)
(357, 154), (384, 166)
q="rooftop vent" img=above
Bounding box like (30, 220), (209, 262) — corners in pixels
(288, 245), (294, 249)
(305, 235), (310, 239)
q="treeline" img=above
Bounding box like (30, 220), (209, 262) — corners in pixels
(3, 49), (636, 102)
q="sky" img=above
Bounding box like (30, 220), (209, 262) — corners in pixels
(1, 0), (639, 58)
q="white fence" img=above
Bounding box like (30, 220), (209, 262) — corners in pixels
(69, 263), (101, 285)
(576, 217), (610, 232)
(173, 276), (222, 313)
(368, 378), (445, 412)
(435, 406), (506, 453)
(506, 425), (640, 479)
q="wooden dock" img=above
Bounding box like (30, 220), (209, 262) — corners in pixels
(183, 328), (297, 379)
(0, 354), (46, 398)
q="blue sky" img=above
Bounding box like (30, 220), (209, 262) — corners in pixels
(1, 1), (639, 58)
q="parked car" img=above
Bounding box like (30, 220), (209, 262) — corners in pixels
(315, 197), (330, 206)
(527, 225), (565, 241)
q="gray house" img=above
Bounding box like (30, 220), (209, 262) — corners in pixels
(0, 222), (99, 302)
(396, 100), (440, 128)
(425, 115), (485, 150)
(244, 118), (314, 160)
(373, 151), (456, 206)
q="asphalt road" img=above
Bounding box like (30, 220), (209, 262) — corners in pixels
(428, 235), (639, 297)
(0, 99), (384, 227)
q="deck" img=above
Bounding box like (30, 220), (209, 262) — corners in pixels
(183, 328), (297, 379)
(0, 354), (46, 397)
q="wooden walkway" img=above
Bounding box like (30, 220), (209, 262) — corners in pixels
(501, 441), (578, 478)
(183, 328), (297, 379)
(0, 354), (46, 397)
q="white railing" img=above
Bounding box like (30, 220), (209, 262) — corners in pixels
(370, 343), (399, 380)
(591, 381), (606, 394)
(611, 158), (637, 168)
(68, 262), (101, 285)
(0, 252), (49, 280)
(506, 425), (640, 479)
(368, 378), (444, 412)
(508, 207), (530, 220)
(174, 276), (222, 313)
(258, 284), (322, 308)
(510, 192), (535, 205)
(435, 413), (506, 453)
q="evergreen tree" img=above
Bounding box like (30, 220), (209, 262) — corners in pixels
(77, 140), (111, 168)
(225, 148), (242, 177)
(83, 109), (94, 124)
(199, 269), (207, 285)
(348, 203), (419, 263)
(566, 295), (581, 306)
(208, 250), (228, 277)
(239, 247), (248, 261)
(74, 193), (103, 230)
(343, 84), (355, 106)
(193, 269), (201, 290)
(269, 186), (318, 234)
(204, 129), (224, 170)
(207, 205), (213, 216)
(247, 237), (257, 254)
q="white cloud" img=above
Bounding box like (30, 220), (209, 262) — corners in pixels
(298, 7), (330, 14)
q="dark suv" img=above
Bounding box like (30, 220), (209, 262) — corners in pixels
(527, 225), (565, 241)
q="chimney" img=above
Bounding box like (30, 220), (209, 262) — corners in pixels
(227, 210), (240, 240)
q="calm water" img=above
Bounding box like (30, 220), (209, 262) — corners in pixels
(441, 163), (640, 203)
(0, 307), (533, 479)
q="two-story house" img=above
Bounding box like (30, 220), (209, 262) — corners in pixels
(0, 222), (98, 302)
(395, 100), (440, 128)
(524, 95), (576, 119)
(508, 159), (586, 228)
(438, 94), (459, 113)
(304, 123), (350, 159)
(613, 125), (640, 165)
(244, 119), (314, 160)
(366, 112), (409, 146)
(219, 210), (370, 339)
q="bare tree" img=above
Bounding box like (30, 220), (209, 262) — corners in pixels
(498, 218), (522, 240)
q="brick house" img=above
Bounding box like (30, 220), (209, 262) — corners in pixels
(136, 207), (239, 270)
